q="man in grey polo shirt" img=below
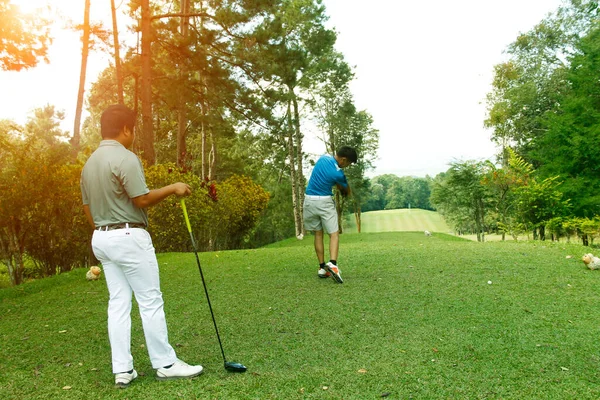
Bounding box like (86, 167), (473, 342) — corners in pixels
(81, 104), (203, 388)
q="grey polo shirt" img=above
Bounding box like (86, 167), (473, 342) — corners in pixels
(80, 140), (150, 227)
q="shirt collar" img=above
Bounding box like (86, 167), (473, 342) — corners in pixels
(99, 139), (124, 148)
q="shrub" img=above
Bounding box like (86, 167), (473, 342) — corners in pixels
(212, 174), (270, 249)
(145, 165), (269, 252)
(0, 138), (89, 285)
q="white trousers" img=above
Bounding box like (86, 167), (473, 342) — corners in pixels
(92, 227), (177, 373)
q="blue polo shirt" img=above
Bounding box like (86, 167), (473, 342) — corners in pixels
(305, 154), (348, 196)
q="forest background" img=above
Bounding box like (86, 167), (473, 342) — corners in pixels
(2, 0), (600, 287)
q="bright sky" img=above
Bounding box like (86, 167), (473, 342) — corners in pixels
(1, 0), (564, 178)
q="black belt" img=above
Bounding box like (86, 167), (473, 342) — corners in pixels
(97, 223), (147, 231)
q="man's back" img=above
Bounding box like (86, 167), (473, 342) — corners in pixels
(305, 154), (348, 196)
(81, 140), (149, 227)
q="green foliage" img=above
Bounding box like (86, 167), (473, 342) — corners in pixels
(0, 0), (51, 71)
(513, 175), (570, 235)
(384, 176), (432, 210)
(0, 109), (89, 285)
(23, 163), (90, 276)
(497, 220), (528, 241)
(359, 175), (433, 213)
(530, 25), (600, 217)
(247, 181), (296, 247)
(144, 164), (207, 252)
(579, 216), (600, 245)
(145, 164), (269, 252)
(484, 1), (600, 227)
(213, 174), (271, 249)
(430, 161), (492, 241)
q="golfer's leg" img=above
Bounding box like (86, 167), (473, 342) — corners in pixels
(321, 198), (340, 262)
(329, 231), (339, 261)
(103, 261), (134, 373)
(93, 230), (135, 374)
(125, 229), (177, 369)
(314, 230), (325, 264)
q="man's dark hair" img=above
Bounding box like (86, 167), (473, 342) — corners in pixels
(100, 104), (136, 139)
(336, 145), (358, 164)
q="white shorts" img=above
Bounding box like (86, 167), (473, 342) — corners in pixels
(303, 195), (338, 234)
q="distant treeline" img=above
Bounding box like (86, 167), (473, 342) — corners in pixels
(360, 174), (433, 212)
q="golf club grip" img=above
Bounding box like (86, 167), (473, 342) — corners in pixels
(181, 199), (192, 233)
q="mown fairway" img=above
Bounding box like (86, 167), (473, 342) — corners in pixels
(343, 209), (451, 234)
(2, 232), (600, 399)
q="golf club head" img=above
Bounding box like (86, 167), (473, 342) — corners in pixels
(224, 361), (247, 373)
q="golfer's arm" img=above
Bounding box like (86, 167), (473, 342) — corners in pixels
(132, 185), (179, 209)
(83, 205), (95, 229)
(336, 183), (351, 197)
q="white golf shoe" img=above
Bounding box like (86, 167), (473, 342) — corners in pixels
(156, 359), (204, 380)
(115, 369), (137, 388)
(325, 262), (343, 283)
(318, 268), (331, 278)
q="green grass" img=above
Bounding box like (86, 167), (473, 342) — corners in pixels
(2, 232), (600, 398)
(343, 209), (451, 234)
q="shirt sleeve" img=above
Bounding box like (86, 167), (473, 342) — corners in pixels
(119, 153), (150, 198)
(80, 174), (89, 205)
(333, 168), (348, 188)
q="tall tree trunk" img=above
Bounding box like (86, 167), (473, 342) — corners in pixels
(71, 0), (90, 152)
(208, 127), (216, 181)
(201, 106), (207, 179)
(286, 102), (302, 237)
(177, 0), (189, 170)
(111, 0), (124, 104)
(354, 199), (361, 233)
(336, 192), (344, 234)
(539, 225), (546, 241)
(140, 0), (155, 165)
(5, 225), (24, 286)
(475, 198), (485, 242)
(291, 93), (305, 235)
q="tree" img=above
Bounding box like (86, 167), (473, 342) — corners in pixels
(361, 179), (385, 212)
(482, 148), (532, 240)
(530, 25), (600, 217)
(0, 0), (51, 71)
(312, 80), (378, 232)
(111, 0), (124, 104)
(431, 161), (492, 241)
(485, 0), (599, 165)
(0, 108), (88, 285)
(71, 0), (91, 152)
(513, 175), (570, 240)
(139, 0), (155, 165)
(239, 0), (348, 237)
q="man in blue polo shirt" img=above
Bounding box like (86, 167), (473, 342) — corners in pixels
(303, 146), (358, 283)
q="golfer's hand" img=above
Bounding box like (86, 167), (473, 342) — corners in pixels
(173, 182), (192, 197)
(337, 184), (350, 197)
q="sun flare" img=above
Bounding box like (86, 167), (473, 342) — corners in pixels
(9, 0), (51, 16)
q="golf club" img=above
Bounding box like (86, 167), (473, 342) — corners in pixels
(181, 199), (247, 373)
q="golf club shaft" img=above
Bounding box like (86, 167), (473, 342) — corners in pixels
(181, 199), (228, 363)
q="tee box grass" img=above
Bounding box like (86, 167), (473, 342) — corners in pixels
(2, 232), (600, 399)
